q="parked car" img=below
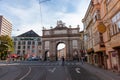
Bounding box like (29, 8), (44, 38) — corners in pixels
(27, 57), (40, 61)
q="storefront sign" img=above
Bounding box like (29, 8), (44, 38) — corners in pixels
(97, 22), (106, 33)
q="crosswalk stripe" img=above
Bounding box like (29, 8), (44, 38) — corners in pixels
(29, 62), (81, 66)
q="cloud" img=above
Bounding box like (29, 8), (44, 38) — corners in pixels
(0, 0), (90, 36)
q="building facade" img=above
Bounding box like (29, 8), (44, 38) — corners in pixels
(42, 21), (81, 61)
(83, 0), (120, 72)
(0, 16), (12, 36)
(82, 1), (95, 65)
(13, 30), (42, 60)
(102, 0), (120, 72)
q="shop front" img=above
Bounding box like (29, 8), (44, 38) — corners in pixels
(87, 48), (94, 64)
(95, 51), (108, 69)
(110, 36), (120, 72)
(112, 47), (120, 72)
(109, 50), (119, 72)
(94, 45), (107, 69)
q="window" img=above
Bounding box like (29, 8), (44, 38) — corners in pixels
(32, 41), (35, 45)
(23, 46), (25, 49)
(27, 46), (30, 49)
(22, 41), (26, 45)
(18, 46), (21, 49)
(72, 40), (78, 48)
(23, 50), (25, 54)
(93, 10), (101, 22)
(117, 21), (120, 31)
(106, 0), (111, 3)
(96, 10), (101, 20)
(18, 41), (21, 45)
(84, 34), (87, 41)
(14, 42), (16, 45)
(93, 32), (100, 45)
(110, 11), (120, 36)
(109, 25), (114, 36)
(28, 41), (31, 45)
(100, 33), (103, 43)
(17, 50), (20, 54)
(14, 38), (17, 41)
(38, 42), (41, 45)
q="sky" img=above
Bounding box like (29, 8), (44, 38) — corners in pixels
(0, 0), (91, 36)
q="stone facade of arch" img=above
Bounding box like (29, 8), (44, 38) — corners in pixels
(42, 21), (81, 61)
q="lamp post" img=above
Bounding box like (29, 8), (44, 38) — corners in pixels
(38, 0), (50, 26)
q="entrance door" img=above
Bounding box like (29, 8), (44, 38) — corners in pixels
(98, 52), (104, 68)
(110, 50), (119, 71)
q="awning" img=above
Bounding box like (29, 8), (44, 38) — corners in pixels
(87, 48), (94, 53)
(10, 54), (18, 58)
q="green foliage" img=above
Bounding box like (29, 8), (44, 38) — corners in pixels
(0, 35), (14, 59)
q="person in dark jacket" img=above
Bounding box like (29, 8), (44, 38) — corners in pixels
(62, 56), (64, 66)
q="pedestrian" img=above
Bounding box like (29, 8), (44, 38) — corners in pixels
(81, 57), (84, 64)
(62, 56), (64, 66)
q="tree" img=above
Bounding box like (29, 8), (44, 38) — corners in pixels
(0, 35), (14, 60)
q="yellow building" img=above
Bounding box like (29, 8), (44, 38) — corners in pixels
(100, 0), (120, 72)
(83, 0), (120, 72)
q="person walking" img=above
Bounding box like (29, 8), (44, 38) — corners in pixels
(81, 56), (84, 64)
(62, 56), (64, 66)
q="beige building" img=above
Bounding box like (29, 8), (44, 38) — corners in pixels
(82, 1), (98, 65)
(101, 0), (120, 72)
(83, 0), (120, 72)
(0, 16), (12, 36)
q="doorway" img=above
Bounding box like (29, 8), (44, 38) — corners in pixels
(45, 51), (50, 61)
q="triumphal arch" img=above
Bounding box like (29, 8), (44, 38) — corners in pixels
(42, 21), (81, 61)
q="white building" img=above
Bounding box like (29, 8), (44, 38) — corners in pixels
(12, 30), (42, 59)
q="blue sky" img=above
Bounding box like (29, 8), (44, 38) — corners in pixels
(0, 0), (91, 36)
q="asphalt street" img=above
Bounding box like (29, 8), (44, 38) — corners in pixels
(0, 61), (102, 80)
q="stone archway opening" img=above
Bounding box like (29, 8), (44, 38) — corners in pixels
(45, 51), (50, 61)
(42, 21), (81, 61)
(56, 43), (66, 61)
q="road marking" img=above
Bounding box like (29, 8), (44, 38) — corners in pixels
(75, 68), (80, 73)
(19, 66), (31, 80)
(48, 67), (56, 73)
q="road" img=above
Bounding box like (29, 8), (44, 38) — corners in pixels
(0, 61), (102, 80)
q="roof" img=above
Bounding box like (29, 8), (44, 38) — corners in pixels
(17, 30), (40, 37)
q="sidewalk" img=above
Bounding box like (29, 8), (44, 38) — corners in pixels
(80, 62), (120, 80)
(0, 60), (19, 66)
